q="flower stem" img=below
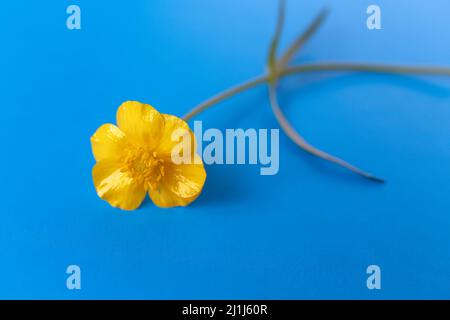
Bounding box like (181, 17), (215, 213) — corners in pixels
(182, 75), (267, 121)
(283, 62), (450, 77)
(268, 82), (384, 182)
(277, 8), (329, 69)
(182, 62), (450, 121)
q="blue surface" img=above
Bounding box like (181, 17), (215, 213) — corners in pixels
(1, 0), (450, 299)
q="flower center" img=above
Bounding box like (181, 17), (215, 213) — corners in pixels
(122, 147), (165, 191)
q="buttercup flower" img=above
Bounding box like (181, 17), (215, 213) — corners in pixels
(91, 101), (206, 210)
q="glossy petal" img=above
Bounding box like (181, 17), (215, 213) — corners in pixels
(149, 156), (206, 208)
(116, 101), (165, 150)
(91, 124), (129, 161)
(93, 159), (147, 210)
(154, 114), (196, 159)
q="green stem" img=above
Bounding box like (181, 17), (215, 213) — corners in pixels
(267, 82), (384, 182)
(182, 75), (267, 121)
(182, 62), (450, 121)
(277, 8), (329, 68)
(284, 62), (450, 77)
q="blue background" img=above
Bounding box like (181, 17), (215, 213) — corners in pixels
(1, 0), (450, 299)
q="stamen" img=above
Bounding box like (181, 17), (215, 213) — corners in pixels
(122, 147), (165, 191)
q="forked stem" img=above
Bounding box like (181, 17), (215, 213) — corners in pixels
(182, 2), (450, 182)
(182, 62), (450, 121)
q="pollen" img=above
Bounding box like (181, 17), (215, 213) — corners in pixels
(122, 147), (165, 191)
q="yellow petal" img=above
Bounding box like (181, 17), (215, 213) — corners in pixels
(93, 159), (146, 210)
(155, 114), (197, 164)
(149, 156), (206, 208)
(91, 124), (129, 161)
(116, 101), (164, 150)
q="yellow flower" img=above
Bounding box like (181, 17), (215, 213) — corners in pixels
(90, 101), (206, 210)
